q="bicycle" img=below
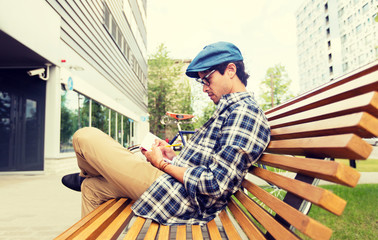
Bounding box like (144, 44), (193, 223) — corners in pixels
(128, 111), (196, 158)
(160, 111), (197, 150)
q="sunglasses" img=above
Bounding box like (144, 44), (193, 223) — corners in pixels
(195, 70), (215, 86)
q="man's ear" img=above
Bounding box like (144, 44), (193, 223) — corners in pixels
(227, 63), (237, 78)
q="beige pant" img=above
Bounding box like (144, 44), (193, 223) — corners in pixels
(73, 127), (164, 217)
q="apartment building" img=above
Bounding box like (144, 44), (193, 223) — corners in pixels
(296, 0), (377, 93)
(0, 0), (149, 173)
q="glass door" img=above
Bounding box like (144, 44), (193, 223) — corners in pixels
(0, 69), (45, 171)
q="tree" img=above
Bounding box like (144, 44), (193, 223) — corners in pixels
(148, 44), (193, 138)
(193, 102), (216, 129)
(60, 93), (76, 147)
(259, 64), (294, 111)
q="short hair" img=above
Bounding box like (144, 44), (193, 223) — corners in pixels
(208, 61), (250, 86)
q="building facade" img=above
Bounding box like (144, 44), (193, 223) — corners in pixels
(296, 0), (377, 93)
(0, 0), (149, 174)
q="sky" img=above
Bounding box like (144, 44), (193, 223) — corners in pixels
(146, 0), (306, 97)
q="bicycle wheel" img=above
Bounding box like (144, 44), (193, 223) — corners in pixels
(247, 162), (320, 216)
(246, 164), (293, 215)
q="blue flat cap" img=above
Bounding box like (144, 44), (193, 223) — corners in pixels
(186, 41), (243, 78)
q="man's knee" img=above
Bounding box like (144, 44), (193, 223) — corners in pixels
(73, 127), (101, 145)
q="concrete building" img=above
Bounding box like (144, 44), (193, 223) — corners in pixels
(296, 0), (378, 93)
(0, 0), (149, 174)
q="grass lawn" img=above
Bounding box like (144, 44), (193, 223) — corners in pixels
(297, 184), (378, 239)
(336, 158), (378, 172)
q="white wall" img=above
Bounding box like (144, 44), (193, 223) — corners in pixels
(0, 0), (150, 168)
(0, 0), (61, 65)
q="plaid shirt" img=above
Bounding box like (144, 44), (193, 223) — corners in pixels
(132, 92), (270, 225)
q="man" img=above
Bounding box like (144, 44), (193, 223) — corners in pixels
(63, 41), (270, 225)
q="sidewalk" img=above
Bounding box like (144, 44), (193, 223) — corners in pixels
(0, 172), (377, 240)
(0, 174), (81, 240)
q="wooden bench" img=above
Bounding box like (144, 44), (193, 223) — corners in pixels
(55, 61), (378, 240)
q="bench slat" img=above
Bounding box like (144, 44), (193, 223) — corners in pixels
(271, 112), (378, 140)
(176, 225), (187, 240)
(191, 225), (204, 240)
(97, 200), (134, 239)
(72, 198), (130, 240)
(269, 91), (378, 129)
(123, 217), (146, 240)
(158, 225), (171, 240)
(206, 219), (222, 240)
(234, 190), (300, 240)
(267, 133), (372, 159)
(227, 199), (266, 240)
(257, 153), (360, 187)
(218, 210), (242, 240)
(251, 167), (346, 215)
(144, 221), (160, 239)
(266, 71), (378, 120)
(54, 198), (117, 240)
(265, 62), (378, 116)
(242, 180), (332, 240)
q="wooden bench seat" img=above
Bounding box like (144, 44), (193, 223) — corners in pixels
(55, 61), (378, 240)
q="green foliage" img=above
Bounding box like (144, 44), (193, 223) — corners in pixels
(148, 44), (193, 138)
(60, 93), (76, 144)
(91, 100), (108, 133)
(259, 64), (294, 111)
(193, 102), (216, 129)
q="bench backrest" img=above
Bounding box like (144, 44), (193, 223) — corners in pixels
(225, 61), (378, 239)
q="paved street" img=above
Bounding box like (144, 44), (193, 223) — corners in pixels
(0, 174), (81, 240)
(0, 169), (377, 239)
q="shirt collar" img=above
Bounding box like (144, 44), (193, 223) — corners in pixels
(217, 91), (254, 109)
(209, 91), (255, 119)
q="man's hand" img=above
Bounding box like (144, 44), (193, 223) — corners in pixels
(141, 139), (177, 168)
(153, 139), (177, 160)
(144, 146), (163, 169)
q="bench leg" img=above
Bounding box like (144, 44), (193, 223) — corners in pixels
(349, 159), (356, 168)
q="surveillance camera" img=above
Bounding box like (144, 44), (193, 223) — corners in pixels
(27, 68), (45, 77)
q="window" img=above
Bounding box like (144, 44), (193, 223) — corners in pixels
(338, 7), (344, 17)
(111, 18), (117, 38)
(117, 28), (123, 48)
(104, 6), (110, 29)
(103, 2), (134, 70)
(362, 3), (369, 13)
(58, 93), (137, 150)
(347, 15), (353, 24)
(356, 24), (362, 33)
(60, 88), (90, 152)
(117, 113), (122, 144)
(123, 41), (130, 60)
(91, 100), (109, 135)
(342, 62), (349, 72)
